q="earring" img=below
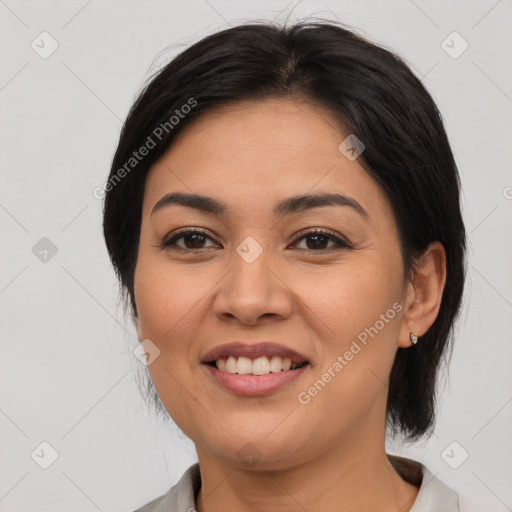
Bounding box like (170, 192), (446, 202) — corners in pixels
(410, 332), (419, 344)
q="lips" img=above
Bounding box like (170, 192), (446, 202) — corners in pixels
(201, 342), (311, 396)
(200, 341), (310, 365)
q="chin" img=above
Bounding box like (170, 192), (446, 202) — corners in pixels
(195, 429), (310, 472)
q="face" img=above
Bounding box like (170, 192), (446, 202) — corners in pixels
(134, 97), (411, 470)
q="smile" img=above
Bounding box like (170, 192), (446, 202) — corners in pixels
(210, 355), (308, 376)
(201, 358), (311, 397)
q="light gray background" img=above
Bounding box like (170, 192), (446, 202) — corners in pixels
(1, 1), (511, 511)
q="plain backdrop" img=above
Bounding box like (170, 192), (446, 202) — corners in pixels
(1, 1), (511, 511)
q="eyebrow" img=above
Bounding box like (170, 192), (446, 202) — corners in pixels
(151, 191), (369, 220)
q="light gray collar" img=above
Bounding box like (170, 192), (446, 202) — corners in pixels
(133, 456), (460, 511)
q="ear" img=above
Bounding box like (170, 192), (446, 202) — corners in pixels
(398, 241), (447, 348)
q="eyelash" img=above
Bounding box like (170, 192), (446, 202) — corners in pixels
(159, 227), (353, 252)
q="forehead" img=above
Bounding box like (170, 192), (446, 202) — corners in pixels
(142, 98), (394, 227)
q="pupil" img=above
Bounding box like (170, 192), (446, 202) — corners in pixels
(307, 235), (327, 250)
(186, 234), (205, 248)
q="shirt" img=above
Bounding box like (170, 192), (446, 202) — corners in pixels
(132, 454), (460, 511)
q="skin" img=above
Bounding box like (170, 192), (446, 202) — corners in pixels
(133, 97), (446, 512)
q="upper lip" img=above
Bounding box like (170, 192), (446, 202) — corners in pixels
(201, 342), (310, 364)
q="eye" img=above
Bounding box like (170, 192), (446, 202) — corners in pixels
(160, 229), (220, 251)
(290, 228), (352, 251)
(159, 227), (352, 252)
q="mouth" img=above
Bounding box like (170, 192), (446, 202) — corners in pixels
(200, 342), (311, 396)
(200, 341), (311, 375)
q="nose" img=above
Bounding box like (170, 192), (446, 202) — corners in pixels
(212, 241), (293, 326)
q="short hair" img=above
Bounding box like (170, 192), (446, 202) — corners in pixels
(102, 20), (467, 441)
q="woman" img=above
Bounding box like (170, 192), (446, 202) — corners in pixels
(102, 20), (466, 512)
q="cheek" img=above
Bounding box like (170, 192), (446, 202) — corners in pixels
(295, 259), (402, 394)
(293, 259), (400, 340)
(134, 256), (212, 340)
(133, 258), (213, 435)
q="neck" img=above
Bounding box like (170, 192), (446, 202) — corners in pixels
(195, 429), (419, 512)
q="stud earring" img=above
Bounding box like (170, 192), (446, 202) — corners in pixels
(410, 332), (419, 344)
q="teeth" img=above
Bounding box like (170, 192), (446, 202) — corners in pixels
(237, 356), (253, 375)
(226, 356), (237, 373)
(269, 356), (282, 373)
(215, 355), (302, 375)
(252, 356), (270, 375)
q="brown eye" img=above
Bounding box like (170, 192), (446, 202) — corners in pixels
(291, 229), (352, 251)
(161, 230), (219, 250)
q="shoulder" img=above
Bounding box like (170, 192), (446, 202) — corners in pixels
(388, 454), (460, 512)
(131, 463), (200, 512)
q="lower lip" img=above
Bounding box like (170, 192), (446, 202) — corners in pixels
(202, 363), (309, 396)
